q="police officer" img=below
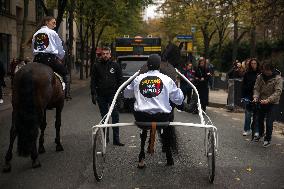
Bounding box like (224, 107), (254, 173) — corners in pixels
(124, 54), (184, 166)
(90, 47), (124, 146)
(32, 16), (68, 89)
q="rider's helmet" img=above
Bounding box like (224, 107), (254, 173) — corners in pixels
(147, 54), (161, 70)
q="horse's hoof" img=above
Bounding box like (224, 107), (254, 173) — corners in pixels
(32, 160), (41, 169)
(56, 144), (64, 152)
(2, 163), (11, 173)
(137, 160), (146, 169)
(166, 158), (174, 166)
(38, 146), (46, 154)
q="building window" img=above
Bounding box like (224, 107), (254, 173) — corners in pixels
(0, 0), (10, 14)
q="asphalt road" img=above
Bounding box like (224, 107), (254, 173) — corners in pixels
(0, 84), (284, 189)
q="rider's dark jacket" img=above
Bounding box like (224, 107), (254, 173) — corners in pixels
(90, 58), (122, 96)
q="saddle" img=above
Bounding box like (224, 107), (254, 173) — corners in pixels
(54, 72), (65, 90)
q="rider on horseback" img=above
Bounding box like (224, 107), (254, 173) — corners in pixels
(32, 16), (68, 92)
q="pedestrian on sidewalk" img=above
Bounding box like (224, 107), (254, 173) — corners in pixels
(253, 62), (283, 147)
(241, 58), (260, 136)
(194, 57), (211, 111)
(180, 61), (195, 104)
(0, 60), (6, 104)
(90, 47), (124, 146)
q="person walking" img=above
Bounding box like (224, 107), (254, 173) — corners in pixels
(180, 61), (195, 104)
(253, 62), (283, 147)
(90, 47), (124, 146)
(241, 58), (260, 136)
(0, 60), (6, 104)
(194, 57), (211, 111)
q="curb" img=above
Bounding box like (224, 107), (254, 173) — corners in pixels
(208, 102), (226, 109)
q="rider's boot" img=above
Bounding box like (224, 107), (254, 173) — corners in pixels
(63, 75), (72, 100)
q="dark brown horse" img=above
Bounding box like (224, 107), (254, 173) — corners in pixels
(3, 63), (64, 172)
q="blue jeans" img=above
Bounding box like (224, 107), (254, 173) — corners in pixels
(243, 108), (253, 132)
(256, 104), (275, 141)
(97, 95), (120, 143)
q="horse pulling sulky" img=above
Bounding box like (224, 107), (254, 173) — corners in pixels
(92, 62), (218, 183)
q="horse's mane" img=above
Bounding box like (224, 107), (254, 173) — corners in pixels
(161, 43), (184, 69)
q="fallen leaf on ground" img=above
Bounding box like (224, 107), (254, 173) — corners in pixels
(235, 177), (241, 181)
(246, 167), (252, 172)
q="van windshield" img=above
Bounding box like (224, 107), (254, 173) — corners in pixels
(119, 58), (148, 76)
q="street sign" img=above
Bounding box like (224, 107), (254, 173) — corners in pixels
(176, 35), (193, 40)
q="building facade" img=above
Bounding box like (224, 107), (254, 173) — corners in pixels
(0, 0), (42, 73)
(0, 0), (78, 74)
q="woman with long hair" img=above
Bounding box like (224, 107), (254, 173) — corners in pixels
(241, 58), (260, 136)
(194, 57), (211, 111)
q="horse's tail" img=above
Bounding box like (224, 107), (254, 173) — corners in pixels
(14, 69), (40, 157)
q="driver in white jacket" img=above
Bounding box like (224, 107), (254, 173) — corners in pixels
(124, 54), (184, 167)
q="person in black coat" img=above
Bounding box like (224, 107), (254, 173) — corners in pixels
(194, 57), (211, 111)
(241, 58), (260, 136)
(90, 47), (124, 146)
(0, 60), (6, 103)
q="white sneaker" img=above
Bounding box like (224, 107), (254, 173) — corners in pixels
(263, 141), (271, 148)
(242, 130), (251, 136)
(254, 132), (259, 137)
(0, 99), (3, 104)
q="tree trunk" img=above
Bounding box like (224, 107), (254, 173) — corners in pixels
(54, 0), (68, 32)
(232, 13), (239, 63)
(79, 19), (84, 80)
(19, 0), (29, 60)
(38, 0), (49, 16)
(85, 27), (89, 79)
(90, 24), (96, 75)
(249, 0), (257, 58)
(67, 0), (75, 73)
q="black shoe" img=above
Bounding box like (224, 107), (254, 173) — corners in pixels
(166, 158), (174, 166)
(113, 142), (125, 146)
(183, 103), (193, 113)
(192, 110), (198, 114)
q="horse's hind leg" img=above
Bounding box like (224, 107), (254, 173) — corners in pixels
(3, 116), (17, 173)
(31, 141), (41, 168)
(55, 107), (64, 152)
(38, 110), (47, 154)
(138, 129), (147, 168)
(163, 127), (174, 166)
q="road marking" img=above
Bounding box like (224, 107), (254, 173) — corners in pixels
(232, 118), (241, 121)
(222, 113), (229, 117)
(129, 145), (137, 148)
(213, 110), (220, 113)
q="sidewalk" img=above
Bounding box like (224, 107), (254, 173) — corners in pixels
(208, 89), (227, 108)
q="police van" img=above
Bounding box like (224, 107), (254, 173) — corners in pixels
(113, 35), (162, 111)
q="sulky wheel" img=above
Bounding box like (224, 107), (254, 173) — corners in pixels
(93, 129), (106, 181)
(207, 130), (215, 183)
